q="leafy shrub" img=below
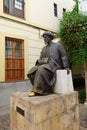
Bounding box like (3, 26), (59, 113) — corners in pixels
(58, 1), (87, 64)
(78, 88), (86, 104)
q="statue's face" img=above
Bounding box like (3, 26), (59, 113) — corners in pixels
(43, 35), (52, 45)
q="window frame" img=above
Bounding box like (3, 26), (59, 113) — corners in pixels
(15, 0), (23, 10)
(3, 0), (25, 19)
(63, 8), (66, 12)
(53, 3), (58, 17)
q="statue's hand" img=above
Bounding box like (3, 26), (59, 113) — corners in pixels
(66, 68), (70, 75)
(36, 58), (49, 65)
(38, 59), (43, 65)
(35, 59), (42, 65)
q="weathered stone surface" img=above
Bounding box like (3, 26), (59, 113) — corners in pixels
(10, 91), (80, 130)
(54, 70), (74, 94)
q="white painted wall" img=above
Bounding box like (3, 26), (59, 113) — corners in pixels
(28, 0), (75, 31)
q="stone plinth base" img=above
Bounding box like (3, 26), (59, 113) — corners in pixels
(10, 91), (79, 130)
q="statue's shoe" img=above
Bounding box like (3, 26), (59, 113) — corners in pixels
(27, 90), (52, 97)
(27, 91), (36, 97)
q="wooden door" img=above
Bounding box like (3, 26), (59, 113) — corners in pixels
(5, 37), (24, 81)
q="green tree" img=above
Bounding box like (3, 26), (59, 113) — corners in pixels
(58, 0), (87, 102)
(58, 1), (87, 65)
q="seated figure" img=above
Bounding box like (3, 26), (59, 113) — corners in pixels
(27, 31), (69, 96)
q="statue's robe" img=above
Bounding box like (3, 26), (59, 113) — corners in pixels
(27, 41), (69, 95)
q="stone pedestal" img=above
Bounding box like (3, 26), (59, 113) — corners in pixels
(10, 91), (79, 130)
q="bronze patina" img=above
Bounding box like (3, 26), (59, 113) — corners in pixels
(27, 31), (69, 96)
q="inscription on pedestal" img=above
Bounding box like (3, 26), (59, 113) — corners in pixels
(16, 106), (25, 116)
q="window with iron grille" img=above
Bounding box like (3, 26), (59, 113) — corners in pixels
(5, 37), (24, 81)
(53, 3), (58, 17)
(3, 0), (25, 18)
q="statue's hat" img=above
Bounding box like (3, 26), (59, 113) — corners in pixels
(43, 31), (54, 38)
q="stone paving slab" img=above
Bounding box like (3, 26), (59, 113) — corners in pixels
(79, 104), (87, 130)
(80, 126), (87, 130)
(0, 105), (10, 116)
(0, 114), (10, 130)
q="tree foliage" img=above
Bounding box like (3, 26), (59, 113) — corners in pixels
(58, 1), (87, 64)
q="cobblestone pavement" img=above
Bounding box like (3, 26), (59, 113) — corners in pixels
(79, 104), (87, 130)
(0, 104), (87, 130)
(0, 114), (10, 130)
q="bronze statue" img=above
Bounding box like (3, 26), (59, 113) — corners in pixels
(27, 31), (69, 96)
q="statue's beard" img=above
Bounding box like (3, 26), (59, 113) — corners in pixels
(45, 41), (50, 45)
(45, 42), (48, 45)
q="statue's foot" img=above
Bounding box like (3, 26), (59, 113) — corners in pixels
(27, 91), (36, 97)
(27, 91), (43, 97)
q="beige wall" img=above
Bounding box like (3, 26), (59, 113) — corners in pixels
(0, 0), (75, 32)
(0, 0), (75, 82)
(28, 0), (75, 31)
(0, 17), (45, 81)
(0, 33), (5, 81)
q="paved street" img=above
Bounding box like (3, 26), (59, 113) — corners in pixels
(0, 104), (87, 130)
(0, 114), (10, 130)
(79, 104), (87, 130)
(0, 105), (10, 130)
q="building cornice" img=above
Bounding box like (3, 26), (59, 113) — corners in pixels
(0, 15), (56, 33)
